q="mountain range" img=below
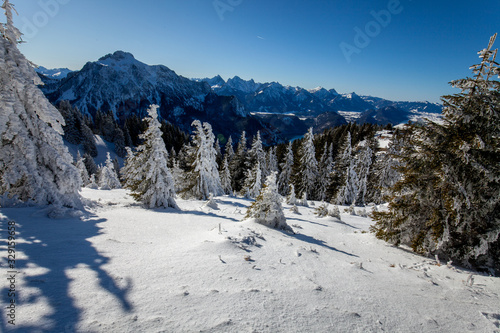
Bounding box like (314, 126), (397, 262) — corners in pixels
(37, 51), (443, 142)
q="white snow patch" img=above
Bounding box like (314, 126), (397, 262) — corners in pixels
(0, 190), (498, 332)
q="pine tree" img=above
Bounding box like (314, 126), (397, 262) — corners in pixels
(220, 155), (233, 195)
(278, 142), (294, 196)
(246, 131), (267, 181)
(224, 136), (235, 161)
(230, 131), (247, 192)
(316, 143), (334, 201)
(81, 122), (97, 157)
(242, 161), (262, 198)
(122, 105), (178, 209)
(86, 174), (97, 189)
(120, 147), (135, 185)
(335, 132), (359, 205)
(367, 131), (404, 204)
(295, 128), (318, 199)
(266, 147), (278, 175)
(83, 153), (98, 176)
(182, 120), (223, 200)
(372, 35), (500, 273)
(98, 152), (121, 190)
(354, 141), (373, 206)
(244, 172), (291, 231)
(171, 160), (184, 193)
(75, 151), (90, 186)
(215, 138), (222, 167)
(286, 184), (298, 205)
(0, 1), (81, 208)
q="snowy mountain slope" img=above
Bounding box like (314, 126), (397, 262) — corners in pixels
(1, 190), (498, 332)
(35, 66), (73, 79)
(39, 51), (276, 143)
(199, 76), (443, 119)
(42, 51), (212, 118)
(64, 134), (124, 167)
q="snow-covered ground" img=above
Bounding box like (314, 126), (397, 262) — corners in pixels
(1, 189), (499, 332)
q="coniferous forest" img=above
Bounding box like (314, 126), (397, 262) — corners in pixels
(1, 1), (499, 331)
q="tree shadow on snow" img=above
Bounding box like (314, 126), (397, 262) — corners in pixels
(288, 216), (360, 230)
(172, 208), (240, 223)
(216, 198), (250, 209)
(0, 208), (133, 333)
(278, 229), (359, 258)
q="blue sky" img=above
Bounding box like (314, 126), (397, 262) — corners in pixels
(9, 0), (500, 103)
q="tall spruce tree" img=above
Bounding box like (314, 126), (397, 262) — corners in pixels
(75, 151), (90, 187)
(278, 141), (294, 196)
(98, 152), (121, 190)
(354, 141), (373, 206)
(267, 147), (278, 175)
(242, 161), (262, 198)
(122, 105), (178, 209)
(224, 136), (235, 161)
(220, 155), (233, 195)
(316, 143), (334, 201)
(295, 128), (318, 199)
(182, 120), (223, 200)
(335, 132), (359, 205)
(246, 131), (267, 181)
(230, 131), (247, 192)
(0, 1), (81, 208)
(372, 35), (500, 273)
(366, 130), (405, 204)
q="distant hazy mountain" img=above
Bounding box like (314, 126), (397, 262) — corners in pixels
(35, 66), (73, 79)
(37, 51), (443, 143)
(197, 76), (442, 117)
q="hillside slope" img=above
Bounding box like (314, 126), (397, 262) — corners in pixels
(1, 190), (498, 332)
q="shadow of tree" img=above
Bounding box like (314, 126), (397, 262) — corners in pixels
(287, 216), (360, 230)
(168, 208), (240, 223)
(278, 229), (359, 258)
(0, 207), (132, 332)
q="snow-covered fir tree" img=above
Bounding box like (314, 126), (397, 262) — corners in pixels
(224, 136), (235, 162)
(286, 184), (298, 205)
(122, 105), (178, 209)
(75, 151), (90, 187)
(335, 132), (359, 205)
(242, 161), (262, 198)
(278, 141), (294, 196)
(0, 1), (81, 208)
(220, 155), (233, 195)
(367, 131), (404, 204)
(244, 172), (291, 231)
(246, 131), (267, 181)
(87, 174), (98, 189)
(372, 35), (500, 273)
(98, 152), (121, 190)
(266, 147), (278, 175)
(354, 141), (373, 206)
(230, 131), (247, 192)
(316, 143), (334, 201)
(171, 160), (184, 193)
(120, 147), (135, 185)
(298, 192), (309, 207)
(182, 120), (223, 200)
(295, 128), (318, 199)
